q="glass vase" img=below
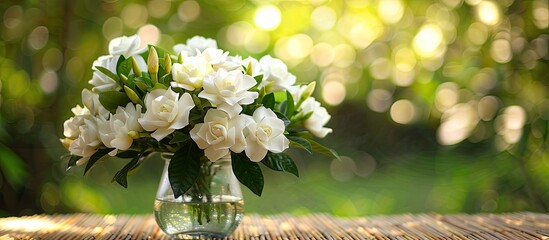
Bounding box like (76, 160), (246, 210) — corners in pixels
(154, 153), (244, 239)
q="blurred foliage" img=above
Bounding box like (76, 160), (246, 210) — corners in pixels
(0, 0), (548, 216)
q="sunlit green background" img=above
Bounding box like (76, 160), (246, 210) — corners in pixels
(1, 0), (548, 217)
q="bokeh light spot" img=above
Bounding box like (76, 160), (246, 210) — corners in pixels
(39, 70), (58, 94)
(477, 1), (500, 26)
(490, 39), (512, 63)
(322, 81), (346, 106)
(438, 103), (480, 145)
(533, 0), (549, 29)
(28, 26), (49, 50)
(310, 43), (335, 67)
(330, 156), (356, 181)
(478, 96), (499, 121)
(254, 5), (281, 31)
(369, 58), (392, 80)
(3, 5), (23, 29)
(226, 21), (253, 47)
(413, 24), (444, 58)
(244, 30), (270, 53)
(121, 4), (148, 28)
(178, 1), (200, 22)
(394, 47), (416, 72)
(42, 48), (63, 71)
(137, 24), (161, 48)
(367, 88), (393, 112)
(333, 44), (356, 68)
(147, 0), (171, 18)
(378, 0), (405, 24)
(390, 99), (416, 124)
(311, 6), (337, 30)
(102, 17), (123, 40)
(467, 22), (488, 45)
(287, 34), (313, 59)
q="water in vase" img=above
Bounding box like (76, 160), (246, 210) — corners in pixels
(154, 195), (244, 238)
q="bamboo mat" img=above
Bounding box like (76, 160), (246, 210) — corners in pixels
(1, 212), (548, 240)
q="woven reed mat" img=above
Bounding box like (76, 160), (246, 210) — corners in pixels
(1, 212), (548, 239)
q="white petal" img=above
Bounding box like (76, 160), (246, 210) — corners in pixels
(151, 127), (174, 141)
(266, 134), (289, 153)
(205, 147), (229, 162)
(245, 137), (268, 162)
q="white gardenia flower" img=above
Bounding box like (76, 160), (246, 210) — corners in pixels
(190, 109), (251, 161)
(258, 55), (296, 92)
(90, 36), (146, 93)
(69, 117), (103, 165)
(89, 55), (120, 92)
(81, 89), (110, 119)
(64, 115), (87, 139)
(199, 69), (259, 117)
(100, 103), (143, 155)
(171, 55), (213, 91)
(201, 48), (240, 71)
(244, 107), (289, 162)
(138, 88), (195, 141)
(108, 35), (144, 57)
(300, 97), (333, 138)
(63, 105), (92, 139)
(173, 36), (218, 57)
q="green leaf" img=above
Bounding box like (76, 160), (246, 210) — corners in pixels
(169, 143), (202, 198)
(231, 152), (264, 196)
(274, 111), (290, 127)
(253, 74), (263, 87)
(285, 91), (295, 117)
(98, 91), (132, 113)
(84, 148), (113, 176)
(293, 111), (313, 123)
(170, 131), (191, 144)
(287, 135), (312, 153)
(116, 150), (140, 159)
(112, 151), (150, 188)
(307, 139), (340, 160)
(66, 155), (82, 170)
(159, 73), (172, 85)
(135, 76), (154, 89)
(135, 80), (149, 91)
(262, 92), (275, 109)
(117, 56), (132, 77)
(262, 152), (299, 177)
(113, 157), (139, 188)
(95, 66), (119, 82)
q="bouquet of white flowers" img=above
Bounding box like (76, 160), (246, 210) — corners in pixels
(61, 34), (337, 197)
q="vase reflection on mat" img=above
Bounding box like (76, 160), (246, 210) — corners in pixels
(154, 153), (244, 239)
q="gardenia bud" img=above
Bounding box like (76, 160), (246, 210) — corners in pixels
(131, 56), (142, 77)
(124, 86), (142, 105)
(148, 47), (159, 84)
(164, 53), (172, 73)
(302, 81), (316, 102)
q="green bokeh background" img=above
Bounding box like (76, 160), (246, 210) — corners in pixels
(0, 0), (548, 216)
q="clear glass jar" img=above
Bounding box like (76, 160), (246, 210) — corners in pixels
(154, 153), (244, 239)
